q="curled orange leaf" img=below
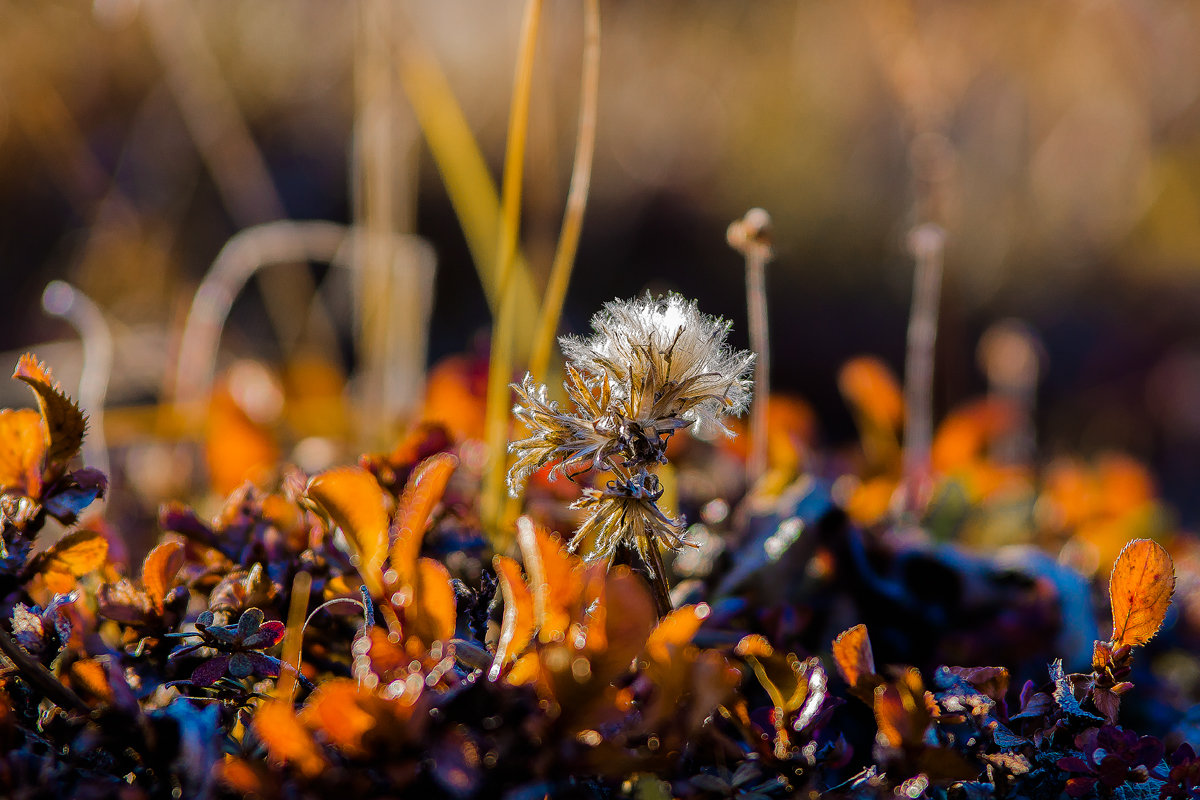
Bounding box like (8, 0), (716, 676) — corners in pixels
(1109, 538), (1175, 649)
(307, 466), (389, 597)
(391, 452), (458, 591)
(490, 555), (535, 680)
(141, 541), (185, 611)
(13, 353), (86, 469)
(407, 557), (457, 651)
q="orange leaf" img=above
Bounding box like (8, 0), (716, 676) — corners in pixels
(832, 624), (876, 689)
(13, 354), (86, 470)
(838, 356), (904, 430)
(40, 530), (108, 593)
(69, 658), (112, 703)
(391, 453), (458, 592)
(205, 388), (280, 496)
(873, 668), (931, 749)
(254, 699), (325, 777)
(299, 679), (377, 755)
(516, 517), (580, 643)
(0, 409), (46, 496)
(142, 541), (185, 609)
(645, 603), (709, 666)
(307, 466), (389, 597)
(592, 567), (657, 682)
(407, 557), (456, 649)
(490, 555), (535, 680)
(1109, 538), (1175, 649)
(735, 634), (774, 658)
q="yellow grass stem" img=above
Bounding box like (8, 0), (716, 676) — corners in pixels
(393, 27), (540, 356)
(480, 0), (545, 540)
(527, 0), (602, 386)
(276, 570), (312, 701)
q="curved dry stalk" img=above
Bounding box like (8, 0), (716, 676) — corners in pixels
(481, 0), (546, 538)
(42, 281), (114, 480)
(527, 0), (602, 387)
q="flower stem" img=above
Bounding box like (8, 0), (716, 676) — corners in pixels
(902, 223), (945, 513)
(481, 0), (545, 541)
(0, 626), (89, 715)
(728, 209), (773, 487)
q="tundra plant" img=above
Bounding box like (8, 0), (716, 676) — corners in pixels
(506, 293), (754, 596)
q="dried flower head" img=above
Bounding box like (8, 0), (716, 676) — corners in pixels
(507, 293), (751, 588)
(560, 293), (755, 439)
(568, 473), (686, 575)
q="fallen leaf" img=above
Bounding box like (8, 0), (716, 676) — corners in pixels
(1109, 538), (1175, 648)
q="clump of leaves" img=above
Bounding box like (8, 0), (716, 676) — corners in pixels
(0, 335), (1194, 800)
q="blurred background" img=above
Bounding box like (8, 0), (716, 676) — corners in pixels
(4, 1), (1200, 520)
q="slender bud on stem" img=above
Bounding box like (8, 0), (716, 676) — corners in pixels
(902, 223), (945, 513)
(977, 319), (1043, 465)
(727, 208), (773, 487)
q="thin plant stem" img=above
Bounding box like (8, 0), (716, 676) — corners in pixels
(727, 209), (773, 487)
(527, 0), (602, 386)
(642, 539), (675, 619)
(0, 627), (89, 716)
(902, 223), (946, 513)
(42, 281), (114, 480)
(481, 0), (545, 539)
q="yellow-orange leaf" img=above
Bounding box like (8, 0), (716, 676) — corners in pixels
(13, 354), (86, 469)
(391, 453), (458, 587)
(734, 634), (775, 658)
(0, 409), (46, 496)
(838, 356), (904, 429)
(254, 700), (325, 777)
(490, 555), (535, 680)
(41, 530), (108, 593)
(407, 557), (456, 649)
(516, 517), (580, 642)
(69, 658), (112, 703)
(592, 567), (656, 682)
(1109, 538), (1175, 649)
(645, 603), (709, 666)
(142, 540), (185, 609)
(832, 624), (876, 688)
(299, 679), (376, 755)
(307, 466), (389, 597)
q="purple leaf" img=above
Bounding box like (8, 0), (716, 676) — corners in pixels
(242, 620), (285, 649)
(191, 656), (230, 686)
